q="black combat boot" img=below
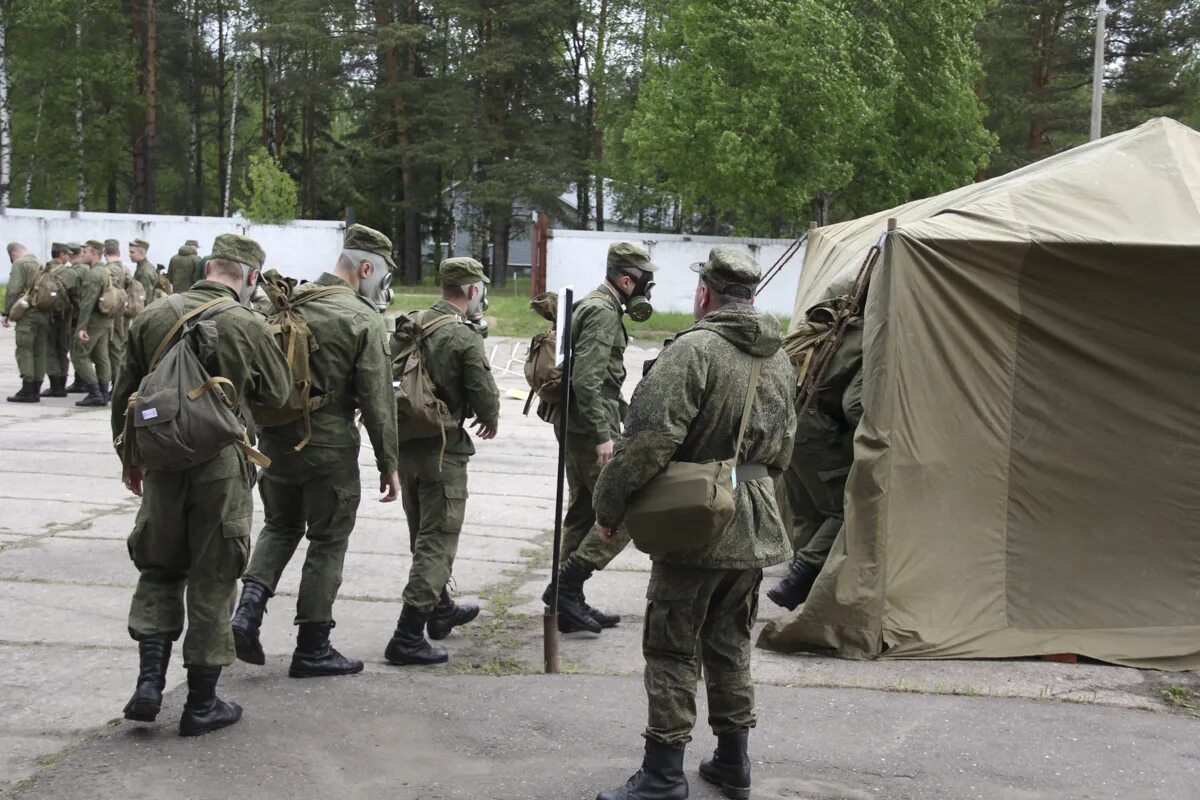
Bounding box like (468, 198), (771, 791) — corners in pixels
(122, 639), (172, 722)
(289, 621), (364, 677)
(66, 375), (86, 394)
(75, 383), (105, 407)
(6, 380), (40, 403)
(596, 739), (689, 800)
(40, 376), (67, 398)
(178, 667), (242, 737)
(384, 605), (448, 666)
(698, 730), (751, 799)
(427, 586), (480, 640)
(542, 557), (602, 634)
(99, 381), (111, 404)
(766, 556), (819, 611)
(231, 580), (269, 665)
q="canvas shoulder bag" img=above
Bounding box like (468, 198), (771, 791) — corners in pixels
(624, 356), (764, 557)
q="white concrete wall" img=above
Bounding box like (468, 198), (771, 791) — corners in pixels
(546, 229), (804, 317)
(0, 208), (345, 283)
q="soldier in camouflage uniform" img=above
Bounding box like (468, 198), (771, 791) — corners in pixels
(72, 240), (115, 407)
(384, 257), (500, 666)
(61, 243), (90, 393)
(39, 243), (80, 397)
(592, 247), (796, 800)
(768, 286), (864, 611)
(130, 238), (160, 302)
(168, 240), (201, 294)
(112, 234), (291, 737)
(2, 243), (48, 402)
(231, 224), (401, 678)
(541, 241), (658, 635)
(103, 239), (130, 391)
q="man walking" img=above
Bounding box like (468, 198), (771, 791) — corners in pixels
(541, 241), (658, 634)
(231, 224), (401, 677)
(103, 239), (130, 382)
(384, 257), (499, 666)
(39, 243), (79, 398)
(112, 234), (291, 736)
(592, 247), (796, 800)
(130, 238), (159, 302)
(72, 240), (115, 407)
(2, 243), (48, 403)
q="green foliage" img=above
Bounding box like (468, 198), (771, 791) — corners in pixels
(238, 150), (298, 224)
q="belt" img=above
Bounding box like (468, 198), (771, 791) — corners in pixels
(733, 463), (769, 483)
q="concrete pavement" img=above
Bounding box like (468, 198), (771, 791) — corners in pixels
(0, 324), (1196, 799)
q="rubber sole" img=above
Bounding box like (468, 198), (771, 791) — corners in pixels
(698, 766), (750, 800)
(427, 606), (481, 641)
(288, 661), (365, 678)
(179, 703), (243, 737)
(232, 627), (266, 666)
(123, 700), (161, 723)
(765, 587), (803, 611)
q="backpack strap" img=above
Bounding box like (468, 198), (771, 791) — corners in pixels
(732, 357), (763, 468)
(286, 284), (356, 310)
(148, 296), (237, 372)
(421, 312), (463, 336)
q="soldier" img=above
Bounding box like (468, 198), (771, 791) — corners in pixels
(231, 225), (401, 677)
(72, 240), (115, 407)
(768, 286), (863, 611)
(130, 238), (158, 302)
(540, 241), (658, 634)
(112, 234), (291, 737)
(103, 239), (130, 385)
(2, 243), (48, 402)
(64, 243), (90, 393)
(592, 247), (796, 800)
(40, 243), (78, 397)
(168, 239), (201, 294)
(384, 257), (499, 666)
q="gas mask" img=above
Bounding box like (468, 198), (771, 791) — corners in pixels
(345, 249), (395, 311)
(616, 269), (656, 323)
(466, 281), (488, 321)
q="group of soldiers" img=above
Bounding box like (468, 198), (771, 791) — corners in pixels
(4, 224), (863, 800)
(2, 236), (205, 407)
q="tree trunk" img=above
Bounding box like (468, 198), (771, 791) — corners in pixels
(75, 21), (86, 210)
(592, 0), (609, 232)
(144, 0), (157, 212)
(0, 1), (10, 213)
(224, 51), (240, 217)
(810, 192), (832, 227)
(216, 0), (228, 216)
(490, 209), (510, 288)
(22, 86), (45, 207)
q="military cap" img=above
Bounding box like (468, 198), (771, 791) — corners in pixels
(51, 242), (69, 253)
(211, 233), (266, 271)
(85, 239), (105, 251)
(104, 238), (119, 249)
(607, 241), (659, 273)
(66, 242), (82, 255)
(440, 257), (490, 287)
(690, 246), (762, 295)
(128, 237), (150, 250)
(343, 224), (396, 271)
(185, 239), (200, 247)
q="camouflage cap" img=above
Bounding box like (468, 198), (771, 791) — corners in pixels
(211, 233), (266, 271)
(606, 241), (659, 273)
(103, 238), (119, 249)
(66, 242), (82, 255)
(440, 257), (489, 287)
(185, 239), (199, 247)
(51, 242), (69, 253)
(690, 246), (761, 296)
(343, 224), (396, 271)
(85, 239), (105, 251)
(128, 238), (150, 250)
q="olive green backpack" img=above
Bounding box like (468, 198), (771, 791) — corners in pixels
(522, 292), (563, 416)
(391, 310), (464, 454)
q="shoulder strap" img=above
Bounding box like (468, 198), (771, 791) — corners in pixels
(733, 357), (763, 467)
(287, 285), (356, 310)
(421, 312), (462, 337)
(148, 296), (235, 372)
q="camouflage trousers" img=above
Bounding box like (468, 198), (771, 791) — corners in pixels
(71, 316), (111, 385)
(399, 450), (469, 613)
(782, 407), (853, 571)
(126, 447), (253, 668)
(107, 316), (127, 386)
(561, 432), (629, 570)
(43, 311), (73, 378)
(244, 442), (362, 625)
(13, 310), (49, 381)
(643, 562), (762, 745)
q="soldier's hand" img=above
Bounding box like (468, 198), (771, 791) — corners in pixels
(77, 330), (90, 343)
(472, 421), (498, 440)
(596, 439), (614, 466)
(0, 316), (9, 329)
(125, 467), (144, 498)
(379, 471), (400, 503)
(596, 524), (618, 545)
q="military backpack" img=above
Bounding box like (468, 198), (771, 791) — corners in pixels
(250, 270), (355, 451)
(124, 275), (146, 318)
(522, 292), (563, 415)
(391, 310), (464, 449)
(30, 263), (68, 313)
(98, 272), (129, 317)
(154, 270), (172, 300)
(117, 296), (269, 479)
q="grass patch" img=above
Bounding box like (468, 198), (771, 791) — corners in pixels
(1160, 685), (1200, 714)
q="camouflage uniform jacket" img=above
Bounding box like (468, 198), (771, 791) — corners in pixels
(559, 286), (629, 445)
(133, 258), (159, 301)
(399, 299), (500, 458)
(594, 305), (797, 570)
(110, 281), (292, 476)
(168, 246), (200, 293)
(2, 255), (41, 316)
(75, 264), (111, 331)
(260, 273), (399, 474)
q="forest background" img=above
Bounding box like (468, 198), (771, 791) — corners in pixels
(0, 0), (1196, 285)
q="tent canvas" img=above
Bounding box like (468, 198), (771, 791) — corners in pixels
(759, 118), (1200, 671)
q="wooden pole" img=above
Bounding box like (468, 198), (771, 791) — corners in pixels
(545, 287), (574, 673)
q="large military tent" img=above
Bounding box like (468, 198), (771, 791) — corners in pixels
(758, 118), (1200, 671)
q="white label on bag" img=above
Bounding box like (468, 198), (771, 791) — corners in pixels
(142, 408), (158, 420)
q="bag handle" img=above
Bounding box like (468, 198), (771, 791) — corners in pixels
(148, 296), (234, 372)
(732, 357), (763, 468)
